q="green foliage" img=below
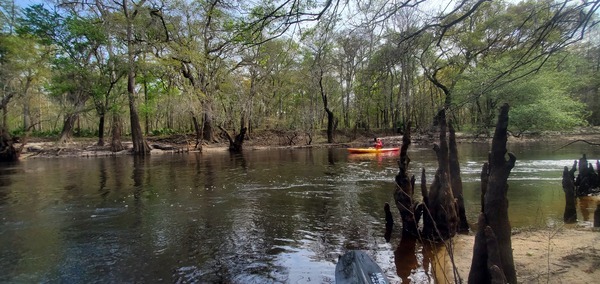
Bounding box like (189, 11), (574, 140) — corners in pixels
(1, 0), (599, 141)
(11, 128), (61, 138)
(506, 72), (587, 135)
(16, 5), (60, 44)
(151, 128), (177, 136)
(458, 62), (589, 135)
(74, 128), (97, 138)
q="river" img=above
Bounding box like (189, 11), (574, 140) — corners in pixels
(1, 141), (599, 283)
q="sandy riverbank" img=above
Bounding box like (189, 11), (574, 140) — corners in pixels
(447, 226), (600, 283)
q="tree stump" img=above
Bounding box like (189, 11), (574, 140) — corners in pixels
(393, 111), (463, 241)
(468, 103), (517, 284)
(594, 204), (600, 228)
(218, 126), (247, 153)
(562, 163), (577, 223)
(423, 109), (458, 241)
(394, 122), (420, 236)
(574, 154), (600, 196)
(0, 130), (19, 162)
(449, 122), (469, 232)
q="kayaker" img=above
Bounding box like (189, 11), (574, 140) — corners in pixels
(374, 138), (383, 149)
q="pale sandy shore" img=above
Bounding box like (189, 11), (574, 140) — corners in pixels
(450, 227), (600, 284)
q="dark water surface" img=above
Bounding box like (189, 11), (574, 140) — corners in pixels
(1, 141), (599, 283)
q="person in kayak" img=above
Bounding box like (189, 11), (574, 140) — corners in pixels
(374, 138), (383, 149)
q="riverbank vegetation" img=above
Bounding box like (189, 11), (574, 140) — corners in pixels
(0, 0), (598, 158)
(2, 1), (600, 282)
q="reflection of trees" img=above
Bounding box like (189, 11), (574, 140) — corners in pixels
(0, 167), (18, 279)
(573, 192), (600, 224)
(394, 235), (437, 283)
(98, 158), (108, 200)
(327, 148), (335, 165)
(0, 167), (16, 205)
(0, 149), (427, 282)
(111, 157), (125, 195)
(229, 152), (247, 170)
(132, 156), (146, 230)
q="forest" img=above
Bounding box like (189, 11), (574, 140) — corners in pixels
(0, 0), (599, 158)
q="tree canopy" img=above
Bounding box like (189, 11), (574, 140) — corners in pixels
(0, 0), (598, 147)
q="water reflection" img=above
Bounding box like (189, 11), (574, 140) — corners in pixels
(0, 142), (599, 283)
(0, 166), (16, 205)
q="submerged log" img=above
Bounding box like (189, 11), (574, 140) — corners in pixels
(468, 103), (517, 284)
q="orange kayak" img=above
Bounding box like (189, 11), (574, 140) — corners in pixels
(347, 147), (400, 154)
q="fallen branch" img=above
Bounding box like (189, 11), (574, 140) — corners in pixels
(555, 139), (600, 152)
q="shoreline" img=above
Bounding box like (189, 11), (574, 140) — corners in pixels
(16, 129), (600, 159)
(451, 226), (600, 283)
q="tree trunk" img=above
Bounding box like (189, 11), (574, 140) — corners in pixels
(110, 114), (124, 152)
(574, 154), (600, 196)
(326, 107), (334, 143)
(0, 128), (19, 162)
(562, 163), (577, 223)
(58, 92), (88, 144)
(58, 113), (77, 144)
(127, 87), (150, 155)
(449, 122), (469, 232)
(468, 103), (517, 284)
(125, 8), (150, 156)
(594, 204), (600, 227)
(202, 100), (215, 143)
(319, 74), (335, 143)
(424, 109), (458, 241)
(393, 123), (420, 236)
(218, 125), (246, 153)
(98, 112), (105, 146)
(23, 103), (30, 132)
(191, 112), (202, 151)
(2, 100), (8, 130)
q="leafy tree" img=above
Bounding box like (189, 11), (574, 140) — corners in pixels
(1, 3), (50, 130)
(301, 20), (340, 143)
(164, 0), (242, 147)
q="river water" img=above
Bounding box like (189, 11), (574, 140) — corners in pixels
(1, 141), (599, 283)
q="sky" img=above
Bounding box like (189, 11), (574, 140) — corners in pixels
(14, 0), (46, 8)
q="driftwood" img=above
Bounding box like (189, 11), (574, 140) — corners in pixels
(468, 103), (517, 284)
